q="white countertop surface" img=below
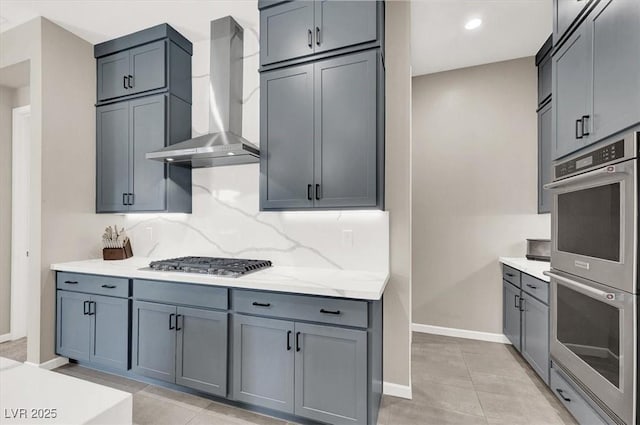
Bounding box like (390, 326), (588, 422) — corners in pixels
(499, 257), (550, 282)
(0, 359), (132, 424)
(50, 257), (389, 300)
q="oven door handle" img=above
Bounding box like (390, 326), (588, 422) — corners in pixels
(544, 271), (620, 306)
(543, 165), (628, 191)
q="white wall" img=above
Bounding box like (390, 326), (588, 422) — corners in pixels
(412, 57), (550, 335)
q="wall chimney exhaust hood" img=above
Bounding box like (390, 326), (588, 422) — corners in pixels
(146, 16), (259, 168)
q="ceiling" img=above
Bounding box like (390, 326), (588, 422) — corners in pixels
(411, 0), (552, 76)
(0, 0), (552, 77)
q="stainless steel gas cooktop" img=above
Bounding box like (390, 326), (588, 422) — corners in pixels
(148, 256), (272, 278)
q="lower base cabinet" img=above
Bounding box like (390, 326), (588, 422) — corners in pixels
(233, 315), (368, 424)
(503, 280), (521, 350)
(550, 364), (607, 425)
(521, 293), (549, 384)
(132, 300), (228, 397)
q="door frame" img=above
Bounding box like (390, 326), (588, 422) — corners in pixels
(10, 104), (31, 341)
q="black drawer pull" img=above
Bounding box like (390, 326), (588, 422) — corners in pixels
(176, 314), (182, 331)
(83, 300), (90, 315)
(575, 119), (583, 139)
(315, 184), (321, 200)
(307, 184), (312, 201)
(287, 330), (292, 351)
(525, 284), (538, 289)
(252, 302), (271, 307)
(64, 280), (78, 284)
(169, 313), (175, 330)
(320, 308), (341, 315)
(506, 273), (514, 277)
(127, 75), (134, 88)
(316, 26), (321, 46)
(101, 284), (117, 289)
(555, 388), (571, 402)
(307, 29), (312, 48)
(582, 115), (590, 136)
(88, 301), (96, 316)
(123, 75), (128, 89)
(296, 331), (301, 352)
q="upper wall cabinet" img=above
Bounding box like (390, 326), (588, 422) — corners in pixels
(536, 36), (552, 214)
(95, 24), (193, 213)
(95, 24), (192, 105)
(553, 0), (596, 44)
(259, 0), (383, 67)
(552, 0), (640, 159)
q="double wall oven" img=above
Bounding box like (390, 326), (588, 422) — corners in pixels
(544, 129), (638, 425)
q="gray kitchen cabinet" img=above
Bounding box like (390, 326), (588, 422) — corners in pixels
(97, 51), (130, 102)
(260, 50), (383, 210)
(232, 315), (295, 413)
(260, 64), (314, 210)
(536, 36), (552, 107)
(90, 295), (129, 370)
(294, 322), (367, 424)
(521, 292), (550, 384)
(56, 291), (91, 362)
(538, 101), (552, 214)
(260, 2), (315, 66)
(132, 300), (176, 383)
(128, 40), (166, 97)
(96, 102), (130, 212)
(503, 280), (521, 351)
(175, 307), (228, 397)
(552, 25), (589, 159)
(314, 50), (379, 208)
(259, 1), (383, 67)
(553, 0), (595, 44)
(586, 0), (640, 144)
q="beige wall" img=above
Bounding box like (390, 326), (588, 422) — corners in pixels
(384, 0), (413, 390)
(411, 57), (550, 334)
(0, 86), (15, 335)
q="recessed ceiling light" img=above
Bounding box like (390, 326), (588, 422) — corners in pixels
(227, 152), (235, 156)
(166, 158), (174, 162)
(465, 18), (482, 30)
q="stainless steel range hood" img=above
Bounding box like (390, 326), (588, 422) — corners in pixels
(146, 16), (259, 168)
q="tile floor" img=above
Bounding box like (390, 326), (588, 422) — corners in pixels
(0, 333), (576, 424)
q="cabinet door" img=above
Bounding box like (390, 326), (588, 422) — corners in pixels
(129, 40), (166, 96)
(129, 95), (166, 212)
(503, 281), (521, 351)
(538, 102), (553, 214)
(260, 1), (315, 66)
(314, 50), (378, 208)
(294, 323), (367, 425)
(56, 291), (91, 361)
(314, 1), (378, 54)
(587, 0), (640, 144)
(552, 25), (589, 159)
(176, 307), (227, 397)
(521, 293), (550, 384)
(97, 51), (130, 102)
(538, 54), (552, 106)
(260, 64), (314, 210)
(132, 301), (176, 382)
(96, 102), (130, 213)
(554, 0), (592, 43)
(232, 315), (295, 413)
(89, 295), (129, 370)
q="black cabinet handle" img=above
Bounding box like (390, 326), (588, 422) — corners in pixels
(287, 330), (292, 351)
(64, 280), (78, 284)
(555, 388), (571, 402)
(316, 26), (321, 46)
(514, 294), (519, 308)
(320, 308), (341, 315)
(252, 301), (271, 307)
(175, 314), (182, 331)
(89, 301), (96, 316)
(308, 29), (312, 48)
(307, 184), (312, 201)
(101, 284), (117, 289)
(315, 184), (321, 200)
(123, 193), (128, 206)
(128, 75), (134, 88)
(506, 273), (514, 277)
(83, 300), (90, 315)
(296, 331), (301, 352)
(123, 75), (128, 89)
(575, 119), (583, 139)
(519, 297), (525, 312)
(582, 115), (590, 136)
(525, 284), (538, 290)
(130, 193), (135, 205)
(169, 313), (175, 330)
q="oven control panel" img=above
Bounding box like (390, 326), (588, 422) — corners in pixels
(555, 140), (625, 179)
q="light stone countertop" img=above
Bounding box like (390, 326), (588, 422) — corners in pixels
(499, 257), (551, 282)
(50, 257), (389, 300)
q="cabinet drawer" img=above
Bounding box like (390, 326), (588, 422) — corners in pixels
(522, 273), (549, 304)
(56, 272), (129, 298)
(550, 365), (607, 425)
(232, 290), (368, 328)
(133, 279), (228, 310)
(502, 265), (521, 287)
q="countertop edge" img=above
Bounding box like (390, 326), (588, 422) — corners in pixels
(499, 257), (551, 282)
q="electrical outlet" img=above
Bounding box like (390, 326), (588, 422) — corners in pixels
(342, 229), (354, 247)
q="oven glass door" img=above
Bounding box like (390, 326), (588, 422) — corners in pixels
(550, 271), (635, 424)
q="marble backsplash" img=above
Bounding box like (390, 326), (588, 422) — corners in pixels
(122, 165), (390, 272)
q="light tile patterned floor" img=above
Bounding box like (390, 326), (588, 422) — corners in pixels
(0, 333), (576, 424)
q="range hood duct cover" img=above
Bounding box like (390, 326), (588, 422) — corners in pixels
(146, 16), (259, 168)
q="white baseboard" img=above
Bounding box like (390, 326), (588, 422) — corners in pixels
(0, 333), (11, 343)
(383, 381), (412, 399)
(24, 356), (69, 370)
(412, 323), (510, 344)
